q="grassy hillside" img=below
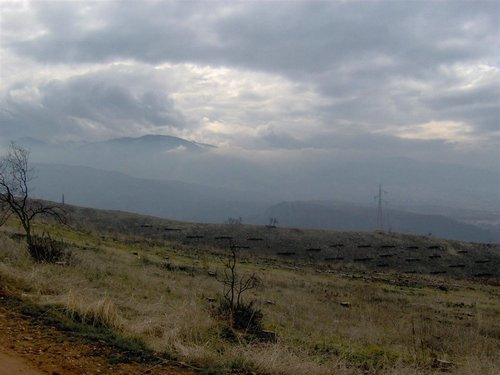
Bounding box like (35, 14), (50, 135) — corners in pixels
(63, 204), (500, 279)
(0, 204), (499, 374)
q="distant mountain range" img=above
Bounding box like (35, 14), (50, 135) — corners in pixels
(32, 163), (267, 223)
(85, 134), (215, 152)
(252, 201), (499, 243)
(17, 134), (214, 153)
(31, 162), (500, 243)
(15, 135), (497, 211)
(5, 133), (497, 243)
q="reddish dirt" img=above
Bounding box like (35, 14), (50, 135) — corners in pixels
(0, 292), (195, 375)
(0, 350), (42, 375)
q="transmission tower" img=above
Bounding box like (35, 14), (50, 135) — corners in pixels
(374, 184), (388, 231)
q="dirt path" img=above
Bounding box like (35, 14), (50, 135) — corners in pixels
(0, 350), (42, 375)
(0, 292), (195, 375)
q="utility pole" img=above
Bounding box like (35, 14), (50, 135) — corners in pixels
(374, 184), (387, 231)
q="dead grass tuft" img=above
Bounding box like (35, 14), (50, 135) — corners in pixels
(162, 299), (216, 347)
(233, 343), (334, 375)
(62, 290), (124, 330)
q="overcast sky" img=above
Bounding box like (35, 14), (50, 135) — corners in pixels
(0, 0), (499, 170)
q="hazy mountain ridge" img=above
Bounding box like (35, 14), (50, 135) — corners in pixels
(90, 134), (215, 152)
(17, 135), (498, 211)
(253, 201), (499, 243)
(5, 134), (498, 242)
(14, 134), (214, 153)
(32, 163), (269, 223)
(30, 162), (499, 243)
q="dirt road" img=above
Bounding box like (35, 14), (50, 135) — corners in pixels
(0, 291), (195, 375)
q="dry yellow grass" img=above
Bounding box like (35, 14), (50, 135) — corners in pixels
(61, 289), (124, 330)
(0, 219), (499, 374)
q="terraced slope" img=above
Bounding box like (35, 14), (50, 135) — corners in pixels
(63, 204), (500, 279)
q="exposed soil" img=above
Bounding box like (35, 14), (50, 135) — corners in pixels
(0, 290), (195, 375)
(0, 350), (42, 375)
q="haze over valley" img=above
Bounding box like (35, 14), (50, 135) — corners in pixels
(0, 1), (498, 239)
(5, 134), (495, 243)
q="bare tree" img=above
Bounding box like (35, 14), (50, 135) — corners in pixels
(218, 246), (259, 309)
(216, 244), (262, 331)
(267, 217), (278, 228)
(225, 216), (243, 225)
(0, 143), (66, 258)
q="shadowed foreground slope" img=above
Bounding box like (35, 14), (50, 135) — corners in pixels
(0, 203), (499, 374)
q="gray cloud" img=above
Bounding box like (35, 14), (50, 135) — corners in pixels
(1, 70), (186, 141)
(1, 0), (498, 167)
(11, 1), (216, 64)
(12, 1), (497, 69)
(422, 80), (500, 135)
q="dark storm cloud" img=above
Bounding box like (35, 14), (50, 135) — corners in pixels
(3, 0), (499, 147)
(13, 1), (496, 69)
(40, 75), (185, 128)
(1, 71), (186, 140)
(12, 1), (216, 64)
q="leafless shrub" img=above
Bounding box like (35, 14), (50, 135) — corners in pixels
(0, 143), (66, 260)
(216, 246), (263, 333)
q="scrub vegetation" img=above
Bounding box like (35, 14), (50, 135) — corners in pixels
(0, 207), (499, 374)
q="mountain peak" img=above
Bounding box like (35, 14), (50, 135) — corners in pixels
(112, 134), (179, 142)
(101, 134), (215, 151)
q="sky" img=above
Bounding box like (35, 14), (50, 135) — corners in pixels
(0, 0), (499, 171)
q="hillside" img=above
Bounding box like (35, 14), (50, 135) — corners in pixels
(63, 204), (500, 279)
(1, 202), (499, 374)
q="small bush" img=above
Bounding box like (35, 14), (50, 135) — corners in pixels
(217, 299), (263, 334)
(28, 234), (69, 263)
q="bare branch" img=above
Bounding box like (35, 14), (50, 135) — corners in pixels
(0, 143), (67, 258)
